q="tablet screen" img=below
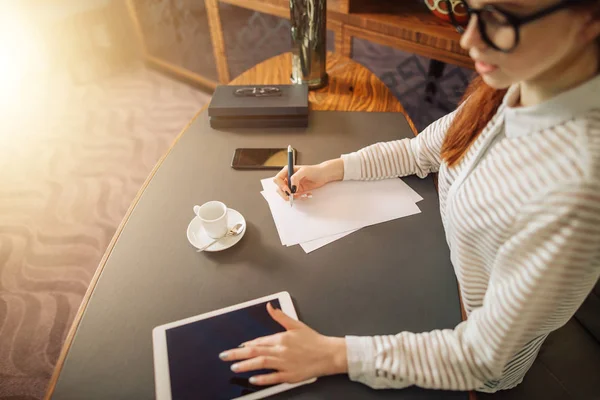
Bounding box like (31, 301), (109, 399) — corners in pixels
(165, 300), (284, 400)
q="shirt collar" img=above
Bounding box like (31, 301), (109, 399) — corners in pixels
(503, 74), (600, 138)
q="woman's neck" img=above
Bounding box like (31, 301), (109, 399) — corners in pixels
(519, 44), (599, 108)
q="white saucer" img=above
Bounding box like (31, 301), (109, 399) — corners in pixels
(187, 208), (246, 252)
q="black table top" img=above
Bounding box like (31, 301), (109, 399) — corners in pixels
(51, 110), (467, 400)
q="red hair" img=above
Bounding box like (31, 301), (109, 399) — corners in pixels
(442, 0), (600, 168)
(440, 76), (507, 168)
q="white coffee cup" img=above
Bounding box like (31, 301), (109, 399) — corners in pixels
(194, 201), (228, 239)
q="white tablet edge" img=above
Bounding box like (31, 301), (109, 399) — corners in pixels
(152, 291), (317, 400)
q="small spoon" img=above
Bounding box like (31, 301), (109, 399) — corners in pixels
(196, 223), (244, 252)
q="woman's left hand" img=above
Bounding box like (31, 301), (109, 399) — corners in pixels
(219, 302), (348, 386)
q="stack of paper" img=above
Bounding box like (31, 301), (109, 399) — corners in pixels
(260, 177), (424, 253)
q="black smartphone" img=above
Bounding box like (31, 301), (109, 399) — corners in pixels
(231, 148), (297, 170)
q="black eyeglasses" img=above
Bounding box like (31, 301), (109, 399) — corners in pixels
(447, 0), (583, 52)
(234, 87), (282, 97)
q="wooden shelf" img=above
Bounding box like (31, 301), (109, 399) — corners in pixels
(217, 0), (471, 68)
(128, 0), (473, 92)
(332, 0), (471, 68)
(220, 0), (459, 37)
(340, 0), (462, 39)
(219, 0), (289, 18)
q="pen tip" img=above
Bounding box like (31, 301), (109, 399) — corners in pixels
(288, 145), (292, 152)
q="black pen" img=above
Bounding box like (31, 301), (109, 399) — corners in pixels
(287, 145), (295, 207)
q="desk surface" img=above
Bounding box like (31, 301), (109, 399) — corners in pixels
(47, 54), (467, 400)
(48, 110), (466, 400)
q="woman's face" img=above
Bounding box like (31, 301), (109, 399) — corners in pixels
(460, 0), (595, 89)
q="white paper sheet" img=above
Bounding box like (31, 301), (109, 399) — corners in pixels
(299, 229), (358, 253)
(260, 177), (423, 253)
(260, 178), (421, 246)
(260, 191), (290, 246)
(405, 183), (424, 203)
(261, 191), (355, 252)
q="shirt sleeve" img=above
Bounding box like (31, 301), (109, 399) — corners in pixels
(341, 109), (459, 181)
(345, 183), (600, 391)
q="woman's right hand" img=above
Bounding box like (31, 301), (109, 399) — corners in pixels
(273, 158), (344, 201)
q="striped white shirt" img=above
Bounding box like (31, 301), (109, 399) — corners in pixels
(341, 75), (600, 393)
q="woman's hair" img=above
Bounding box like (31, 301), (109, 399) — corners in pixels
(440, 0), (600, 168)
(440, 77), (506, 168)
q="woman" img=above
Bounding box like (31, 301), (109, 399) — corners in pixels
(219, 0), (600, 393)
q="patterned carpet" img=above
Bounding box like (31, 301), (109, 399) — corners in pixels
(0, 66), (210, 399)
(351, 37), (475, 132)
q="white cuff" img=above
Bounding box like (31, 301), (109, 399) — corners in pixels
(345, 335), (377, 384)
(341, 152), (362, 181)
(346, 335), (412, 390)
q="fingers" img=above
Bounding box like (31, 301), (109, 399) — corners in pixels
(296, 192), (313, 200)
(289, 169), (307, 194)
(277, 190), (312, 202)
(275, 166), (309, 195)
(241, 332), (285, 348)
(248, 372), (288, 386)
(276, 187), (289, 201)
(230, 356), (281, 373)
(267, 302), (304, 330)
(219, 345), (280, 362)
(274, 165), (289, 180)
(273, 166), (291, 194)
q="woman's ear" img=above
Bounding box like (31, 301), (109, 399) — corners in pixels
(579, 7), (600, 43)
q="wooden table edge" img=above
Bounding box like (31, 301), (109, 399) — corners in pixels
(44, 57), (475, 400)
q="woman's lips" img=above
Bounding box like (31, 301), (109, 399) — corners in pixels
(475, 60), (498, 74)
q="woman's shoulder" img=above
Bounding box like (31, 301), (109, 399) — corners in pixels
(574, 107), (600, 135)
(515, 110), (599, 216)
(567, 108), (600, 182)
(525, 108), (600, 185)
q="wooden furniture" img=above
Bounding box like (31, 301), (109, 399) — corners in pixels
(127, 0), (473, 90)
(46, 53), (470, 400)
(231, 52), (413, 127)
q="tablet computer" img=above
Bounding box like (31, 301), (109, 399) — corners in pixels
(152, 292), (316, 400)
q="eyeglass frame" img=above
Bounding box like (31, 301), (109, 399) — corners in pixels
(234, 87), (282, 97)
(447, 0), (586, 53)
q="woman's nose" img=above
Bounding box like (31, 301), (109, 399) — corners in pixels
(460, 15), (487, 51)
